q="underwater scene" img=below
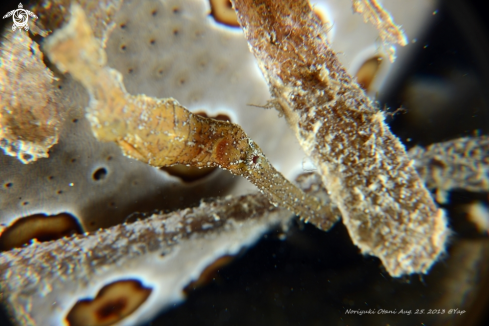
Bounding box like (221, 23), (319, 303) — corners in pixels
(0, 0), (488, 325)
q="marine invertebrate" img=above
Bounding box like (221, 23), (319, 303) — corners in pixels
(409, 136), (489, 203)
(0, 213), (81, 251)
(232, 0), (448, 276)
(0, 193), (293, 326)
(352, 0), (407, 61)
(0, 31), (61, 163)
(1, 0), (488, 325)
(354, 55), (384, 91)
(43, 4), (337, 229)
(66, 280), (152, 326)
(209, 0), (240, 27)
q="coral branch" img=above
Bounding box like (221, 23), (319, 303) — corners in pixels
(409, 136), (489, 203)
(351, 0), (408, 61)
(299, 136), (489, 207)
(352, 0), (408, 50)
(43, 4), (337, 230)
(0, 32), (62, 163)
(0, 193), (292, 326)
(232, 0), (448, 276)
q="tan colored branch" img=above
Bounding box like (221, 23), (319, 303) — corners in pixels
(409, 136), (489, 203)
(232, 0), (448, 276)
(300, 135), (489, 206)
(43, 4), (338, 230)
(0, 32), (61, 163)
(350, 0), (409, 61)
(352, 0), (408, 50)
(0, 193), (292, 326)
